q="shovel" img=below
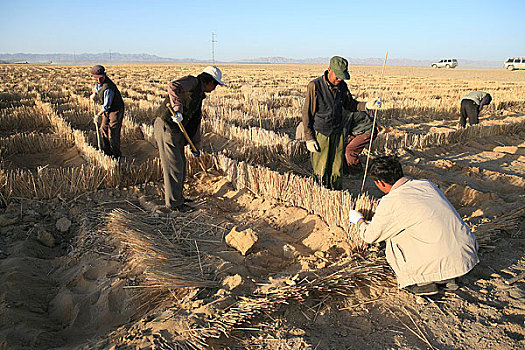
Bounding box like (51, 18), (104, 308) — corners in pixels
(93, 102), (102, 151)
(166, 103), (209, 175)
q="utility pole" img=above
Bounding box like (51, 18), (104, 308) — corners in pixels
(109, 49), (112, 62)
(211, 32), (217, 64)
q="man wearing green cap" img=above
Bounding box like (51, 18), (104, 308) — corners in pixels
(301, 56), (380, 189)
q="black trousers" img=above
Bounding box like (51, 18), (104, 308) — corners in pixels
(459, 99), (479, 128)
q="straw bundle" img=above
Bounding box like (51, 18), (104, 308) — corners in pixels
(103, 209), (215, 311)
(471, 206), (525, 248)
(184, 254), (391, 349)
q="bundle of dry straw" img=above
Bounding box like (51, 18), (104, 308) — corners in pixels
(103, 209), (215, 313)
(471, 206), (525, 248)
(183, 254), (391, 349)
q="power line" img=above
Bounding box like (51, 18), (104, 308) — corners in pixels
(211, 32), (217, 64)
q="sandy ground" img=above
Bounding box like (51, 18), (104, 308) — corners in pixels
(1, 65), (524, 349)
(0, 130), (523, 349)
(2, 146), (86, 170)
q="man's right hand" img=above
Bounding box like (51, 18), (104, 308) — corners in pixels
(89, 93), (95, 102)
(349, 210), (364, 225)
(306, 140), (320, 153)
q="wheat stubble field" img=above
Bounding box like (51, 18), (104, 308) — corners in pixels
(0, 64), (524, 349)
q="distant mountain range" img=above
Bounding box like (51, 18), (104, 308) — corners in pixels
(0, 52), (503, 68)
(0, 53), (202, 64)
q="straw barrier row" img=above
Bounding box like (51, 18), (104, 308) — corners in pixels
(202, 109), (525, 164)
(204, 104), (300, 129)
(0, 104), (51, 133)
(183, 152), (376, 250)
(0, 92), (164, 201)
(373, 114), (525, 152)
(0, 132), (73, 155)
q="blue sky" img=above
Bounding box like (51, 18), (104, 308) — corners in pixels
(1, 0), (523, 61)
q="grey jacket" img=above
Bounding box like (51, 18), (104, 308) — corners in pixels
(359, 177), (479, 288)
(462, 91), (489, 105)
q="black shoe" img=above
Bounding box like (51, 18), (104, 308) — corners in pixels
(437, 278), (459, 291)
(404, 283), (439, 296)
(156, 206), (174, 214)
(174, 203), (195, 213)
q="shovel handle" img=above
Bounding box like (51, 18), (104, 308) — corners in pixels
(166, 103), (207, 173)
(166, 103), (199, 153)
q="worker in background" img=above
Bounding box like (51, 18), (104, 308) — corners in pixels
(342, 110), (378, 175)
(349, 156), (479, 296)
(460, 91), (492, 128)
(301, 56), (380, 189)
(154, 66), (225, 212)
(90, 65), (125, 159)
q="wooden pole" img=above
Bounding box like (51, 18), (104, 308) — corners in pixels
(93, 102), (102, 151)
(165, 103), (207, 173)
(360, 51), (388, 193)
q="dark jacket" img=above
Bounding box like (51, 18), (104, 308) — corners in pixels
(343, 110), (375, 136)
(156, 75), (206, 142)
(93, 77), (124, 112)
(301, 71), (365, 140)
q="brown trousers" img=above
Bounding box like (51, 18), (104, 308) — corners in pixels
(345, 132), (376, 167)
(99, 108), (124, 158)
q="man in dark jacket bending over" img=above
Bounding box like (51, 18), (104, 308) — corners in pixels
(154, 66), (225, 212)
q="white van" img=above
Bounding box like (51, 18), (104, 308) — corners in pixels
(504, 57), (525, 70)
(431, 59), (458, 68)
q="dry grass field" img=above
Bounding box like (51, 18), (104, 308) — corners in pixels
(0, 63), (524, 349)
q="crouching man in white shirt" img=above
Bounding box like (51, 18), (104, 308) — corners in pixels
(349, 156), (479, 296)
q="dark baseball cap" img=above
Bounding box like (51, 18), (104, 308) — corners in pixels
(91, 65), (106, 78)
(329, 56), (350, 80)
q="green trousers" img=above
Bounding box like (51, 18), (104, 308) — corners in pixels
(310, 131), (343, 190)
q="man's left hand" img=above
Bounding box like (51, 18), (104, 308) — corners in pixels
(366, 97), (382, 110)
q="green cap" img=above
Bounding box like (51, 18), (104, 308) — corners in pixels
(329, 56), (350, 80)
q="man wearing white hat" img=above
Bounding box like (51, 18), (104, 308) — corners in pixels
(154, 66), (225, 212)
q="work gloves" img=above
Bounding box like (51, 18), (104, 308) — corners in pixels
(306, 140), (320, 153)
(349, 210), (364, 225)
(366, 97), (382, 110)
(171, 112), (183, 124)
(89, 93), (95, 102)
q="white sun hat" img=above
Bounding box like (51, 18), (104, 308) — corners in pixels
(202, 66), (225, 85)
